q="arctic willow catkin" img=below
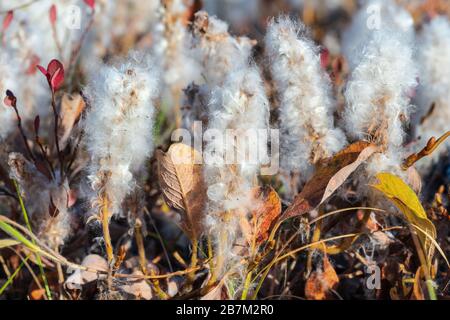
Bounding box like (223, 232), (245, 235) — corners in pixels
(265, 17), (346, 179)
(84, 53), (159, 218)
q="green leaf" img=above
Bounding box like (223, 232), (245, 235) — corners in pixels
(0, 221), (40, 253)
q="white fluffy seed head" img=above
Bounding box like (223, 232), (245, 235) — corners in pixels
(414, 17), (450, 162)
(265, 16), (347, 177)
(343, 29), (417, 155)
(84, 53), (160, 216)
(181, 11), (257, 133)
(203, 62), (269, 277)
(8, 152), (72, 248)
(191, 11), (255, 87)
(152, 0), (201, 92)
(205, 63), (269, 213)
(342, 0), (415, 69)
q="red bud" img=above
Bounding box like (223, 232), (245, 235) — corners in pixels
(48, 59), (64, 91)
(83, 0), (96, 10)
(4, 90), (16, 107)
(49, 4), (57, 26)
(37, 59), (65, 92)
(2, 11), (13, 32)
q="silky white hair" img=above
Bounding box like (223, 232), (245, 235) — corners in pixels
(266, 16), (346, 178)
(83, 53), (159, 216)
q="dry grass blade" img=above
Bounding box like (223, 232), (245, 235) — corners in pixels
(0, 255), (30, 296)
(0, 239), (20, 249)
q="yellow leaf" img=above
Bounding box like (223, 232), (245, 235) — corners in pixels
(371, 173), (436, 263)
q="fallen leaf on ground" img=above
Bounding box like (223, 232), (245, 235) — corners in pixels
(65, 254), (108, 290)
(305, 254), (339, 300)
(119, 270), (153, 300)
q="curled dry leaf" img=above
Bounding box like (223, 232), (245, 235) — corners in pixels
(119, 270), (153, 300)
(156, 143), (206, 241)
(65, 254), (108, 290)
(283, 141), (379, 220)
(251, 186), (282, 244)
(59, 93), (85, 148)
(305, 254), (339, 300)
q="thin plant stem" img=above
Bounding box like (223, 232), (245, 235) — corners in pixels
(13, 180), (52, 300)
(134, 218), (147, 274)
(100, 196), (114, 265)
(187, 237), (198, 284)
(143, 207), (174, 272)
(241, 270), (253, 300)
(35, 137), (55, 179)
(402, 131), (450, 170)
(211, 210), (232, 284)
(0, 255), (30, 296)
(11, 104), (36, 162)
(410, 227), (437, 300)
(51, 23), (63, 60)
(8, 247), (43, 294)
(51, 92), (64, 178)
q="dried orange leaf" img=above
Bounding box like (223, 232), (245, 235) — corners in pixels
(305, 255), (339, 300)
(252, 186), (282, 243)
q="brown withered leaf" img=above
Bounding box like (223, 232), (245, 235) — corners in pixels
(119, 270), (153, 300)
(252, 186), (282, 244)
(59, 93), (85, 148)
(156, 143), (206, 240)
(282, 141), (378, 221)
(305, 254), (339, 300)
(65, 254), (108, 291)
